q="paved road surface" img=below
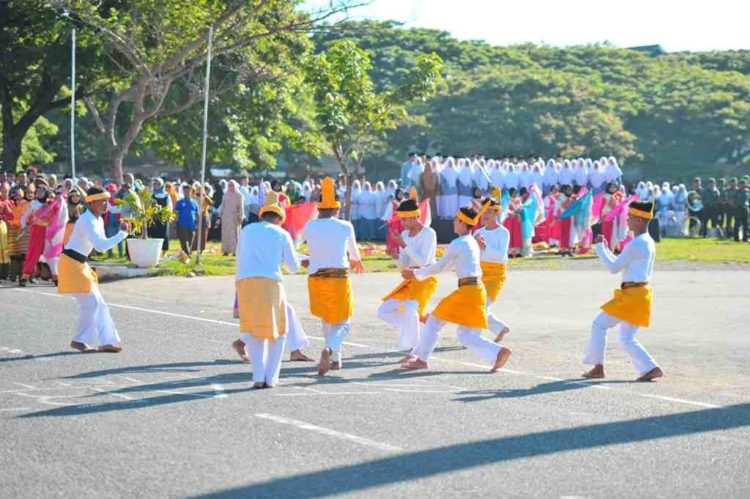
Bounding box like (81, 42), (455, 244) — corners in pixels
(1, 270), (748, 498)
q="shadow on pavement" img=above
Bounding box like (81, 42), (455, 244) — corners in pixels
(454, 378), (634, 402)
(194, 403), (750, 498)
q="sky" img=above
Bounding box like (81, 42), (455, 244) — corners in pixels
(304, 0), (749, 52)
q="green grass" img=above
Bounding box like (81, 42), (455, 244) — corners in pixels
(89, 236), (750, 278)
(654, 237), (750, 263)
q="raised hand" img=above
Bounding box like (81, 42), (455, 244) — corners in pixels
(474, 233), (487, 250)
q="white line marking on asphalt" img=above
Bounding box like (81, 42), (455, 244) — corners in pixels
(0, 347), (24, 355)
(88, 387), (137, 401)
(211, 384), (228, 398)
(12, 288), (724, 410)
(12, 288), (372, 349)
(255, 413), (402, 452)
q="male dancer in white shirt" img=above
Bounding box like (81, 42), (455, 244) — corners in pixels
(474, 195), (511, 343)
(58, 186), (130, 353)
(235, 192), (300, 388)
(582, 201), (664, 381)
(401, 203), (512, 372)
(302, 177), (364, 375)
(378, 198), (438, 360)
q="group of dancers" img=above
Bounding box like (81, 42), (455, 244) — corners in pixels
(56, 178), (664, 388)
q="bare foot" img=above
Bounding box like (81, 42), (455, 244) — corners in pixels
(636, 367), (664, 382)
(97, 344), (122, 353)
(70, 341), (96, 353)
(490, 347), (512, 372)
(232, 339), (249, 362)
(398, 355), (415, 364)
(318, 348), (332, 375)
(289, 350), (315, 362)
(331, 361), (343, 370)
(402, 358), (428, 370)
(583, 364), (605, 379)
(494, 326), (510, 344)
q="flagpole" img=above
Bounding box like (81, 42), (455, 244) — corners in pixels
(196, 25), (213, 265)
(70, 28), (76, 180)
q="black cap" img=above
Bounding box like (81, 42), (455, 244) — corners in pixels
(396, 199), (419, 212)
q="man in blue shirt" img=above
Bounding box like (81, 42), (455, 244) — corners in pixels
(174, 184), (199, 255)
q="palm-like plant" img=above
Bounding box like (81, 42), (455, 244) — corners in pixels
(120, 189), (175, 239)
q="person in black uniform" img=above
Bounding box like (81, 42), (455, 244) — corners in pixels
(733, 177), (749, 242)
(700, 178), (720, 237)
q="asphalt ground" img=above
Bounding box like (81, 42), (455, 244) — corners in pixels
(1, 269), (748, 498)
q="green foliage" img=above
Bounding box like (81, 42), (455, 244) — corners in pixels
(314, 21), (750, 178)
(120, 189), (175, 239)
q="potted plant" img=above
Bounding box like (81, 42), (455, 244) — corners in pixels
(121, 189), (175, 268)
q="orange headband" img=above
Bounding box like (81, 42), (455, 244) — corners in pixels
(85, 192), (110, 203)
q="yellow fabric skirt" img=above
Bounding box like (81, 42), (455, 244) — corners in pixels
(0, 221), (9, 263)
(58, 254), (98, 294)
(481, 261), (507, 303)
(237, 277), (287, 340)
(308, 275), (353, 324)
(382, 276), (438, 316)
(601, 286), (652, 328)
(432, 283), (488, 329)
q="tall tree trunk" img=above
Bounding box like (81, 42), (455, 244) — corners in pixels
(1, 133), (22, 173)
(110, 149), (125, 184)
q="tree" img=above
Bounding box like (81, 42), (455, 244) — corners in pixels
(65, 0), (359, 182)
(306, 40), (442, 217)
(0, 0), (90, 171)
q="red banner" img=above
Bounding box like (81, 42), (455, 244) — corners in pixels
(283, 202), (317, 243)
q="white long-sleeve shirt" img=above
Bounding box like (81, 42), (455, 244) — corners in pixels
(235, 221), (300, 282)
(414, 234), (481, 281)
(595, 232), (655, 283)
(475, 225), (510, 264)
(64, 210), (127, 256)
(303, 217), (361, 274)
(397, 226), (437, 270)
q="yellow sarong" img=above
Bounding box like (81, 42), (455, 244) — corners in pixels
(237, 277), (287, 340)
(308, 271), (353, 324)
(480, 261), (507, 303)
(58, 254), (98, 294)
(601, 286), (652, 328)
(0, 221), (9, 264)
(432, 283), (488, 329)
(382, 276), (438, 316)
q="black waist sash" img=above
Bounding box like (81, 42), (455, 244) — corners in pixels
(62, 248), (88, 263)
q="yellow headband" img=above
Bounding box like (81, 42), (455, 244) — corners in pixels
(85, 192), (110, 203)
(396, 209), (421, 219)
(456, 210), (478, 226)
(628, 207), (653, 220)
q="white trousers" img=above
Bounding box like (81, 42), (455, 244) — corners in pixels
(413, 316), (502, 365)
(72, 288), (121, 346)
(322, 320), (350, 363)
(242, 334), (286, 386)
(285, 304), (309, 352)
(48, 257), (60, 276)
(485, 298), (507, 336)
(377, 298), (420, 350)
(583, 311), (658, 374)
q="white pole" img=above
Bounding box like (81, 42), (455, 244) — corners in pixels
(70, 28), (76, 180)
(196, 25), (213, 265)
